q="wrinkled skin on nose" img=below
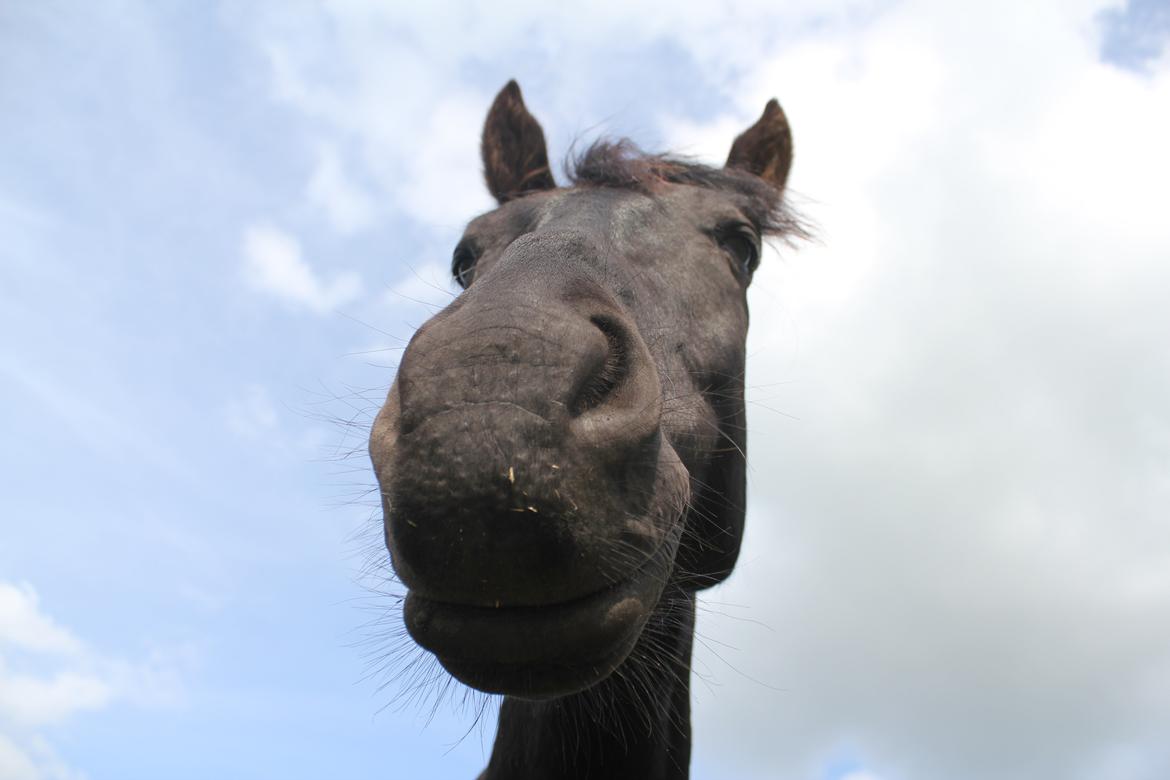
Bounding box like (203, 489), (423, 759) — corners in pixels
(369, 220), (699, 696)
(374, 230), (687, 609)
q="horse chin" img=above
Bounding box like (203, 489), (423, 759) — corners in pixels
(402, 521), (680, 700)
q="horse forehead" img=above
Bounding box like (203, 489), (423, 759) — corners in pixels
(535, 187), (690, 244)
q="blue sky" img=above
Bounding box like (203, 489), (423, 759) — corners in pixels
(3, 2), (1170, 779)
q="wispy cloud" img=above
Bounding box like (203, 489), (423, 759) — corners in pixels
(241, 223), (362, 313)
(0, 661), (112, 729)
(0, 734), (83, 780)
(0, 581), (189, 780)
(0, 360), (190, 481)
(306, 145), (377, 234)
(0, 584), (84, 659)
(0, 581), (186, 780)
(225, 383), (281, 440)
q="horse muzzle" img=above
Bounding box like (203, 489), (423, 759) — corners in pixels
(368, 247), (690, 696)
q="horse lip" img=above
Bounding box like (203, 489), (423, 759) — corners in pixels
(402, 541), (671, 675)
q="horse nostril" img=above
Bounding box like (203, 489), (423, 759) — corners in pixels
(572, 316), (628, 416)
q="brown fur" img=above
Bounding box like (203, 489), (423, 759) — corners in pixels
(481, 80), (557, 202)
(725, 98), (794, 190)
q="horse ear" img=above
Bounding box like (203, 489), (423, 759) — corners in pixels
(725, 98), (793, 190)
(481, 80), (557, 203)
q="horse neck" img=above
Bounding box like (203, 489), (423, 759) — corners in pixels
(481, 591), (696, 780)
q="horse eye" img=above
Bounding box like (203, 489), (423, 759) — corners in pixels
(716, 226), (760, 276)
(452, 243), (478, 288)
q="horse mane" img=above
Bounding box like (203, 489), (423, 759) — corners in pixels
(566, 139), (808, 239)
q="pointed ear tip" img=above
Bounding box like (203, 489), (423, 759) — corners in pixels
(501, 79), (523, 99)
(484, 80), (521, 112)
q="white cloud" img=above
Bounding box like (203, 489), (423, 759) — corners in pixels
(396, 95), (496, 227)
(0, 582), (112, 734)
(0, 734), (85, 780)
(0, 661), (111, 728)
(0, 581), (185, 780)
(306, 145), (377, 234)
(0, 584), (83, 659)
(241, 223), (362, 313)
(0, 734), (39, 780)
(241, 0), (869, 232)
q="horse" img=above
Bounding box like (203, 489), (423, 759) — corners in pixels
(369, 80), (802, 779)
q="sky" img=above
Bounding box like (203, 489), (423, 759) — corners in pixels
(2, 1), (1169, 778)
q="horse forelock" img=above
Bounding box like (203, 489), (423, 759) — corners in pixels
(566, 139), (807, 240)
